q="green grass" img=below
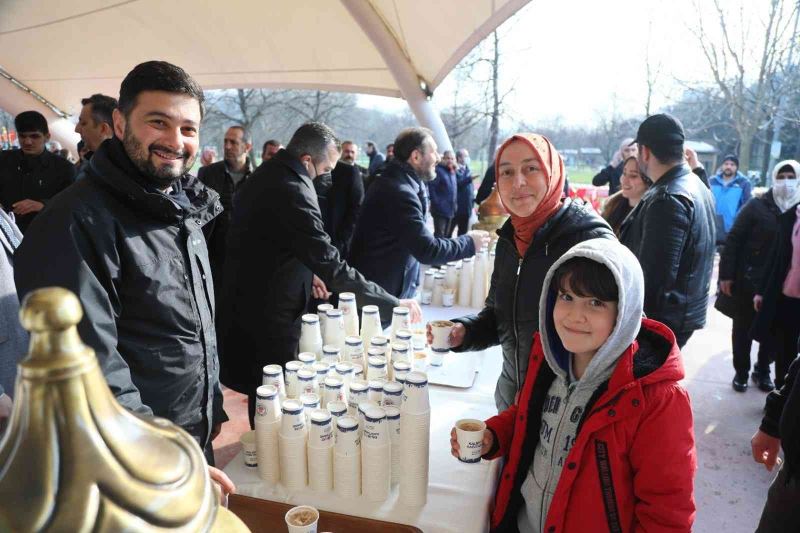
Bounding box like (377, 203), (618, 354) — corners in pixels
(566, 166), (596, 185)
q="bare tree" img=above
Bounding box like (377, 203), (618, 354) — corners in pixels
(691, 0), (800, 171)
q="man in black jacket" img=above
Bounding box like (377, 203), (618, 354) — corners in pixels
(751, 353), (800, 532)
(198, 125), (253, 303)
(320, 157), (364, 259)
(349, 127), (488, 299)
(620, 114), (716, 347)
(14, 61), (228, 466)
(0, 111), (76, 233)
(219, 122), (420, 425)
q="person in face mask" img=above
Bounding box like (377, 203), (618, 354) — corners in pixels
(751, 160), (800, 391)
(719, 160), (800, 393)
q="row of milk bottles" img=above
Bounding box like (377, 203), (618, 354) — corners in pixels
(421, 247), (495, 308)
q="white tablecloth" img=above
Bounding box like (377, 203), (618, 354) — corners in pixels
(224, 305), (503, 533)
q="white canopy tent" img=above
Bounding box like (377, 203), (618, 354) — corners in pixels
(0, 0), (529, 153)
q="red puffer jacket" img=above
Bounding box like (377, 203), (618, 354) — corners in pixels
(485, 319), (696, 533)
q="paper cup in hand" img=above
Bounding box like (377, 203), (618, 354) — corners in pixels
(456, 419), (486, 463)
(240, 430), (258, 467)
(429, 320), (454, 352)
(285, 505), (319, 533)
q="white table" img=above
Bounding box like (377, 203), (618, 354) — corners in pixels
(224, 305), (502, 533)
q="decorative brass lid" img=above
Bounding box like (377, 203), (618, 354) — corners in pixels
(0, 287), (248, 532)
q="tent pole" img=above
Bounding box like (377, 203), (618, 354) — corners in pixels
(340, 0), (453, 153)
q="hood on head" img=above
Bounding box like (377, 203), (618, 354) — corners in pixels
(771, 159), (800, 182)
(538, 238), (644, 387)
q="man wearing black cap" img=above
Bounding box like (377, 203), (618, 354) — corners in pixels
(0, 111), (76, 232)
(620, 113), (716, 347)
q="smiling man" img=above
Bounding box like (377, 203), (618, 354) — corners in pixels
(14, 61), (229, 468)
(0, 110), (76, 232)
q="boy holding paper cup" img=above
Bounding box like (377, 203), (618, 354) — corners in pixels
(450, 239), (696, 532)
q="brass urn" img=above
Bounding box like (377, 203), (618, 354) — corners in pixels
(0, 287), (248, 532)
(472, 184), (509, 237)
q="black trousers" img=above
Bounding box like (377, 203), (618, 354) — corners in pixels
(246, 333), (301, 429)
(773, 295), (800, 389)
(453, 211), (470, 236)
(433, 216), (454, 238)
(756, 464), (800, 533)
(732, 303), (773, 375)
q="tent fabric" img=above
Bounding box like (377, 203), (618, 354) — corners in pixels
(0, 0), (529, 117)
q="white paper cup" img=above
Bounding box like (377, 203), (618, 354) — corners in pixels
(296, 368), (319, 396)
(429, 320), (454, 352)
(262, 364), (286, 400)
(322, 376), (346, 407)
(357, 400), (379, 434)
(335, 415), (361, 456)
(280, 399), (307, 436)
(344, 336), (364, 365)
(390, 341), (411, 366)
(385, 406), (401, 440)
(455, 419), (486, 463)
(311, 361), (330, 381)
(429, 349), (445, 367)
(323, 309), (345, 350)
(279, 432), (309, 491)
(393, 361), (411, 375)
(421, 289), (432, 305)
(338, 292), (359, 337)
(362, 406), (389, 446)
(284, 360), (304, 399)
(352, 363), (364, 379)
(300, 393), (321, 425)
(240, 430), (258, 467)
(285, 505), (319, 533)
(442, 289), (455, 307)
(382, 381), (403, 408)
(401, 372), (430, 414)
(348, 380), (369, 416)
(327, 400), (348, 428)
(369, 335), (390, 357)
(333, 361), (354, 388)
(394, 371), (408, 384)
(308, 408), (334, 448)
(395, 329), (413, 346)
(298, 351), (317, 367)
(412, 351), (427, 371)
(255, 384), (281, 423)
(317, 303), (333, 334)
(368, 379), (387, 405)
(366, 354), (388, 380)
(255, 418), (280, 483)
(300, 315), (323, 358)
(360, 305), (382, 346)
(321, 345), (341, 365)
(391, 306), (411, 334)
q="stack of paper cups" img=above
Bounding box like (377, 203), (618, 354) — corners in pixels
(321, 345), (340, 366)
(395, 329), (413, 351)
(471, 250), (487, 308)
(458, 257), (473, 307)
(368, 379), (386, 405)
(382, 381), (403, 408)
(344, 336), (365, 366)
(421, 269), (436, 305)
(393, 361), (411, 380)
(488, 249), (496, 281)
(338, 292), (359, 337)
(352, 363), (364, 380)
(369, 336), (390, 360)
(445, 261), (459, 296)
(361, 406), (391, 502)
(307, 409), (334, 492)
(334, 416), (361, 498)
(284, 360), (304, 399)
(299, 314), (324, 359)
(311, 361), (330, 383)
(324, 309), (346, 353)
(317, 304), (333, 339)
(399, 371), (431, 506)
(297, 367), (319, 396)
(385, 405), (401, 485)
(357, 400), (379, 435)
(347, 380), (369, 417)
(390, 342), (411, 373)
(255, 385), (282, 483)
(333, 361), (355, 388)
(327, 400), (348, 428)
(322, 376), (347, 407)
(298, 351), (317, 368)
(262, 364), (286, 402)
(279, 399), (308, 491)
(390, 307), (411, 342)
(432, 272), (445, 306)
(360, 305), (382, 346)
(366, 353), (388, 380)
(300, 393), (320, 426)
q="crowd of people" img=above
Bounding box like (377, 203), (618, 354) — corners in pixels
(0, 59), (799, 531)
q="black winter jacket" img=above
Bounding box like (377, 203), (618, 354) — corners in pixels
(718, 191), (781, 302)
(14, 138), (226, 447)
(760, 353), (800, 482)
(452, 198), (614, 410)
(349, 160), (476, 299)
(591, 162), (623, 194)
(752, 204), (799, 344)
(0, 148), (76, 233)
(620, 164), (716, 334)
(319, 160), (364, 258)
(219, 150), (399, 393)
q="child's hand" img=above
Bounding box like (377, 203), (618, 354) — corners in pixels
(450, 426), (494, 459)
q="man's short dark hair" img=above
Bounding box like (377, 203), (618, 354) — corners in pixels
(342, 140), (356, 147)
(81, 93), (117, 128)
(386, 143), (394, 151)
(118, 61), (205, 118)
(263, 139), (281, 152)
(365, 141), (376, 149)
(14, 110), (49, 135)
(394, 127), (434, 162)
(552, 257), (619, 302)
(286, 122), (341, 164)
(648, 144), (684, 165)
(228, 125), (252, 144)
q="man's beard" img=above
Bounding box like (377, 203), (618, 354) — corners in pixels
(415, 162), (436, 182)
(123, 123), (194, 189)
(341, 156), (355, 165)
(723, 168), (735, 177)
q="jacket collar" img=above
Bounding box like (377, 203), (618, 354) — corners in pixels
(87, 137), (220, 226)
(272, 148), (312, 185)
(652, 163), (691, 188)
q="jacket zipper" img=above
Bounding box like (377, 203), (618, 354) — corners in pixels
(511, 242), (549, 393)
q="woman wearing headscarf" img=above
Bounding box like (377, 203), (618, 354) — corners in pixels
(751, 160), (800, 390)
(436, 134), (615, 410)
(601, 155), (652, 236)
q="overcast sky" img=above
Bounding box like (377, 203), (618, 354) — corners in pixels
(360, 0), (790, 127)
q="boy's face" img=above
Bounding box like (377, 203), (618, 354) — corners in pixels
(553, 275), (618, 359)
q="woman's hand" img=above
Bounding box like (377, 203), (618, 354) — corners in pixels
(450, 426), (494, 459)
(754, 294), (763, 312)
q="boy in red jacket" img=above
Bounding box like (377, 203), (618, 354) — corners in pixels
(451, 238), (696, 532)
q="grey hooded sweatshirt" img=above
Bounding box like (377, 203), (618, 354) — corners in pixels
(517, 238), (645, 532)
